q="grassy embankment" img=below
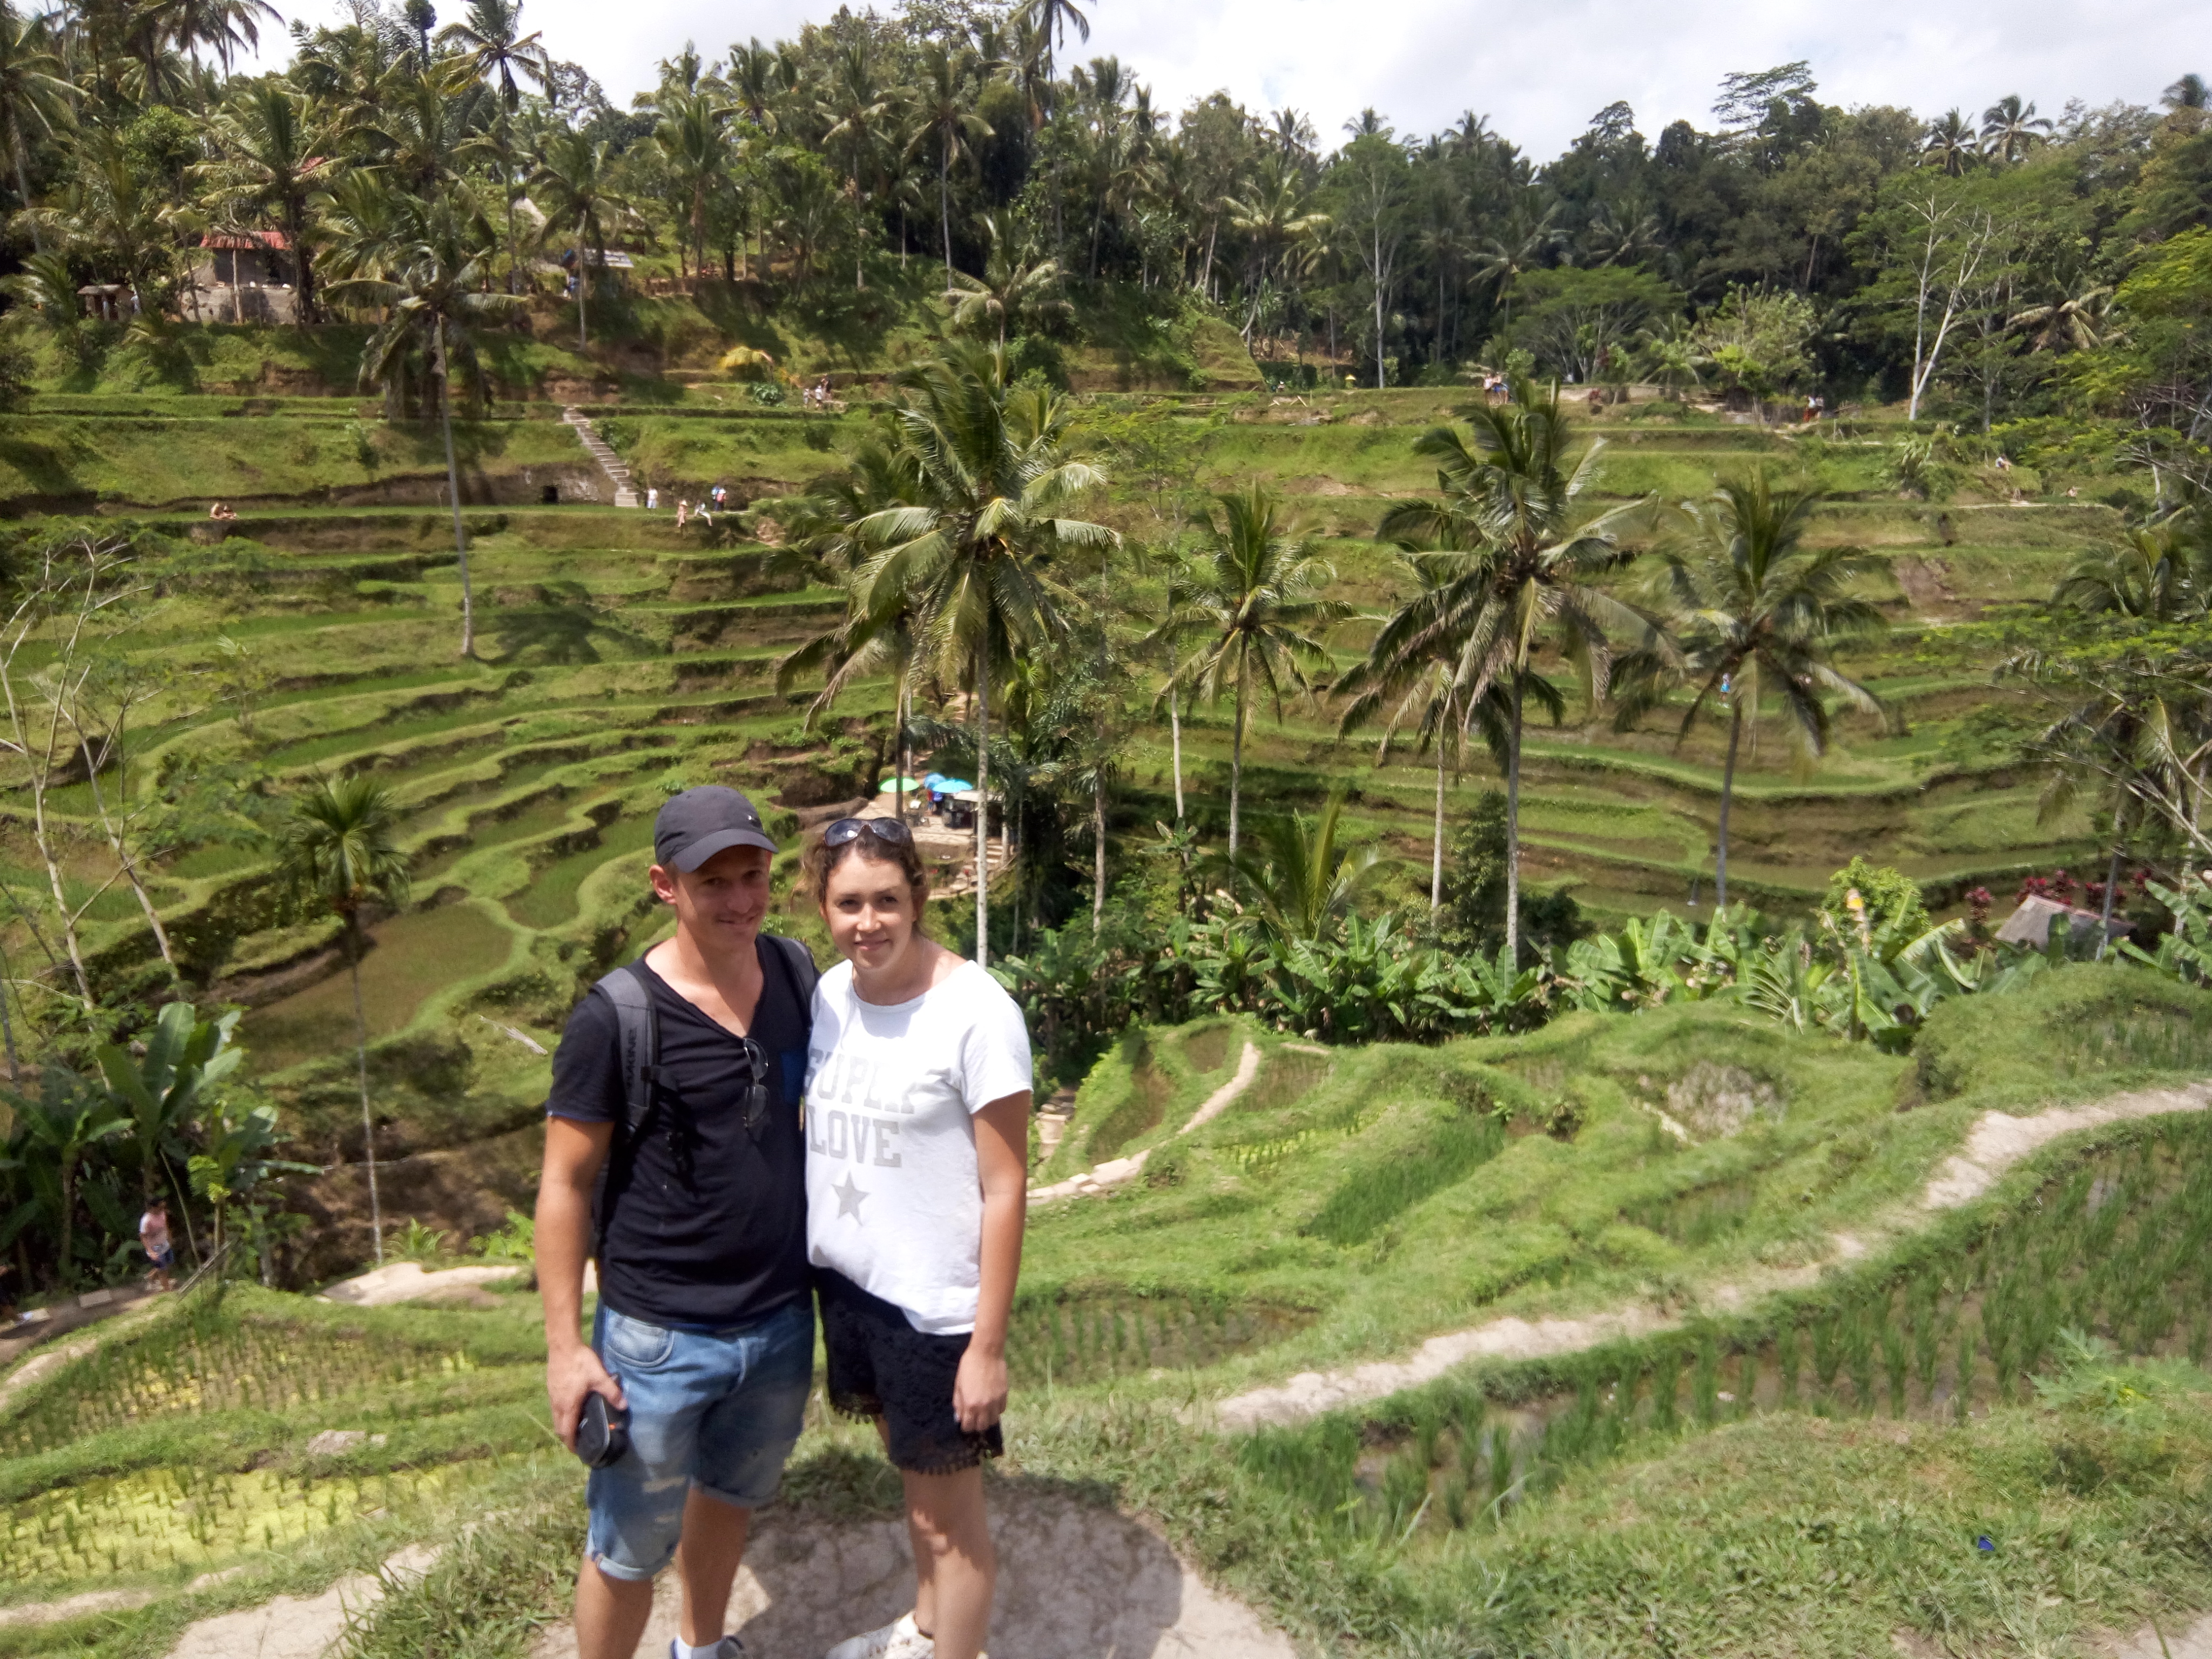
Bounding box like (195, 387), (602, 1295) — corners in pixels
(7, 973), (2212, 1656)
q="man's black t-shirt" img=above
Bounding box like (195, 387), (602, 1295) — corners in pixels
(545, 941), (811, 1330)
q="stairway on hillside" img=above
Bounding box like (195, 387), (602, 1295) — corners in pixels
(560, 407), (639, 508)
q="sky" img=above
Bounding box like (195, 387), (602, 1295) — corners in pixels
(257, 0), (2203, 160)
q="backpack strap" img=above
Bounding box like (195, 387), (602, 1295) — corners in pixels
(590, 961), (660, 1142)
(586, 961), (659, 1264)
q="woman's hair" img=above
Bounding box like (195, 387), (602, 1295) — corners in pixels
(801, 825), (930, 912)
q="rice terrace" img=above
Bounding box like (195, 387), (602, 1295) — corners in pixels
(2, 0), (2211, 1653)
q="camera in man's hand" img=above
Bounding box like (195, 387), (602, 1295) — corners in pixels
(575, 1388), (630, 1469)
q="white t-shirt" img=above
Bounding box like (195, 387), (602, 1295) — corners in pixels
(804, 958), (1033, 1334)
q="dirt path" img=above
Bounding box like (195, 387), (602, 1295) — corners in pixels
(162, 1546), (436, 1659)
(527, 1485), (1291, 1659)
(318, 1262), (521, 1308)
(1030, 1041), (1263, 1203)
(1213, 1081), (2212, 1432)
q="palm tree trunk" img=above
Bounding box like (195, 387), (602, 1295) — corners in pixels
(1169, 681), (1185, 824)
(939, 136), (954, 290)
(1092, 768), (1106, 935)
(898, 684), (912, 826)
(1432, 745), (1446, 911)
(434, 322), (475, 659)
(10, 123), (39, 255)
(1504, 673), (1522, 964)
(58, 1149), (77, 1286)
(348, 916), (384, 1264)
(1229, 654), (1249, 858)
(576, 237), (589, 348)
(1715, 700), (1742, 913)
(973, 655), (990, 969)
(2096, 795), (2126, 961)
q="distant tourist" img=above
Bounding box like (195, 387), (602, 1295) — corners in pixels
(645, 487), (659, 510)
(537, 787), (816, 1659)
(675, 500), (690, 528)
(207, 502), (237, 521)
(711, 483), (728, 510)
(140, 1199), (174, 1292)
(802, 817), (1034, 1659)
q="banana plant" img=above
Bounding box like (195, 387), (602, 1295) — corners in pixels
(96, 1001), (244, 1259)
(188, 1095), (316, 1283)
(5, 1069), (130, 1289)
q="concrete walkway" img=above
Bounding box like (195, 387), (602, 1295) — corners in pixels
(527, 1486), (1292, 1659)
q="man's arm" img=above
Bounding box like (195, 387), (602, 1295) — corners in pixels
(953, 1090), (1030, 1434)
(538, 1115), (625, 1449)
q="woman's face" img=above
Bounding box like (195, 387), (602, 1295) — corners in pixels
(819, 851), (919, 975)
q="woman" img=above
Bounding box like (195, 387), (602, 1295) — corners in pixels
(802, 817), (1031, 1659)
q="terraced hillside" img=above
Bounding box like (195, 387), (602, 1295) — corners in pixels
(0, 379), (2124, 1267)
(9, 980), (2212, 1659)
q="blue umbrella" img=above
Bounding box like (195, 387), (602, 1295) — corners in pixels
(936, 778), (974, 793)
(922, 772), (948, 788)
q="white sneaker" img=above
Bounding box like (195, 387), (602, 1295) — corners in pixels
(669, 1640), (745, 1659)
(825, 1613), (930, 1659)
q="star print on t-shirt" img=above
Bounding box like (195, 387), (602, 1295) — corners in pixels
(833, 1172), (868, 1220)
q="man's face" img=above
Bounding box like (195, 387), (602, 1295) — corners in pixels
(652, 844), (772, 952)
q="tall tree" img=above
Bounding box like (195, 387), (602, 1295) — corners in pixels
(906, 42), (990, 288)
(436, 0), (548, 289)
(1156, 483), (1346, 857)
(0, 5), (70, 253)
(530, 129), (627, 350)
(1613, 473), (1889, 912)
(847, 343), (1116, 966)
(341, 191), (524, 657)
(1372, 380), (1651, 961)
(275, 775), (411, 1264)
(201, 83), (329, 325)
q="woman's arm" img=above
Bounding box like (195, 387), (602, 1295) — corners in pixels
(953, 1089), (1030, 1433)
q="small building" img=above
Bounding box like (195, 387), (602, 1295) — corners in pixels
(193, 231), (298, 324)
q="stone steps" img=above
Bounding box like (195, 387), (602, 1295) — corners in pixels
(560, 406), (639, 508)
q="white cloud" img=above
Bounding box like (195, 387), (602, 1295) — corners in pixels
(257, 0), (2201, 158)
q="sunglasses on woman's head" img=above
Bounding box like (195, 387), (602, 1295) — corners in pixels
(824, 818), (914, 848)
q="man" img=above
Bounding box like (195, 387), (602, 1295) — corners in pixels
(539, 786), (817, 1659)
(139, 1199), (175, 1292)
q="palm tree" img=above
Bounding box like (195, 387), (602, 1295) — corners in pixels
(847, 343), (1117, 966)
(2008, 285), (2112, 354)
(150, 0), (279, 78)
(943, 215), (1067, 346)
(338, 191), (524, 658)
(200, 84), (330, 325)
(1337, 543), (1550, 910)
(436, 0), (547, 289)
(1017, 0), (1088, 78)
(654, 87), (731, 280)
(1920, 109), (1977, 177)
(1220, 791), (1388, 947)
(1156, 484), (1347, 858)
(0, 6), (70, 254)
(2164, 73), (2210, 112)
(906, 42), (990, 288)
(530, 129), (628, 350)
(1613, 473), (1888, 912)
(2054, 521), (2211, 621)
(1980, 95), (2052, 164)
(1371, 379), (1653, 961)
(276, 774), (411, 1264)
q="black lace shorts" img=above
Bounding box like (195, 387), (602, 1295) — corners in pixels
(816, 1268), (1004, 1475)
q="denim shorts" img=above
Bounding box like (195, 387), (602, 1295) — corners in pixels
(584, 1297), (814, 1582)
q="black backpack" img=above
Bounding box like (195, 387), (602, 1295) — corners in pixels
(589, 935), (820, 1251)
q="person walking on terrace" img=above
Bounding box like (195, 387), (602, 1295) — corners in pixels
(139, 1198), (175, 1292)
(802, 818), (1033, 1659)
(538, 786), (820, 1659)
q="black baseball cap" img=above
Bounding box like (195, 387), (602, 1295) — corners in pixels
(653, 786), (779, 871)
